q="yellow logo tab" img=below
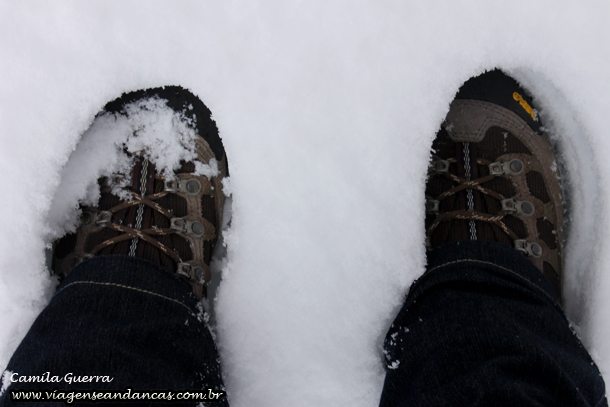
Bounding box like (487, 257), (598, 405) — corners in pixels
(513, 92), (537, 121)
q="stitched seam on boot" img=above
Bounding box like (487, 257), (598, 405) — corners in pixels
(56, 281), (193, 313)
(428, 259), (559, 306)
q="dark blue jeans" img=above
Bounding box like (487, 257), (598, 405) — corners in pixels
(0, 255), (227, 406)
(380, 241), (607, 407)
(1, 243), (607, 406)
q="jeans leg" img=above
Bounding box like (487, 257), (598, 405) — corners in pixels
(379, 241), (607, 407)
(0, 255), (227, 406)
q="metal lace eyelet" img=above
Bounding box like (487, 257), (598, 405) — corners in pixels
(508, 159), (524, 174)
(80, 211), (93, 226)
(489, 159), (524, 176)
(426, 199), (440, 213)
(520, 200), (535, 216)
(177, 263), (208, 284)
(170, 218), (206, 238)
(164, 178), (202, 196)
(501, 199), (535, 217)
(514, 240), (542, 258)
(430, 159), (450, 174)
(96, 211), (112, 226)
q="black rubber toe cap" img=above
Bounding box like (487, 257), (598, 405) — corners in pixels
(456, 69), (543, 133)
(103, 86), (226, 163)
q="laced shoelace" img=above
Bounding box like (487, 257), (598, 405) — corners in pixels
(426, 155), (519, 242)
(87, 174), (215, 264)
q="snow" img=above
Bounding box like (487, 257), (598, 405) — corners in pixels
(0, 370), (10, 397)
(45, 97), (216, 238)
(1, 1), (610, 406)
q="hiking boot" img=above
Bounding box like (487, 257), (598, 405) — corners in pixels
(52, 86), (228, 299)
(425, 69), (564, 296)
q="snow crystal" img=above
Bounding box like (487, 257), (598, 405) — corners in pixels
(387, 361), (400, 370)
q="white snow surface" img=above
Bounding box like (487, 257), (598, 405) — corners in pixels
(1, 1), (610, 406)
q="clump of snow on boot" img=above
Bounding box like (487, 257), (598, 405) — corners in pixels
(46, 96), (217, 239)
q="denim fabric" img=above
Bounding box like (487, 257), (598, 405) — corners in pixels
(379, 240), (607, 407)
(2, 244), (607, 407)
(0, 255), (227, 406)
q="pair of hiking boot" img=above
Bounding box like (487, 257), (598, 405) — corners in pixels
(51, 70), (564, 300)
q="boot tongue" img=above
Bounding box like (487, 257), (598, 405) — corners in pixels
(426, 129), (520, 250)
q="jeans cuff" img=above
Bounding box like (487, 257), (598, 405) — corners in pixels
(55, 255), (200, 313)
(422, 240), (561, 306)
